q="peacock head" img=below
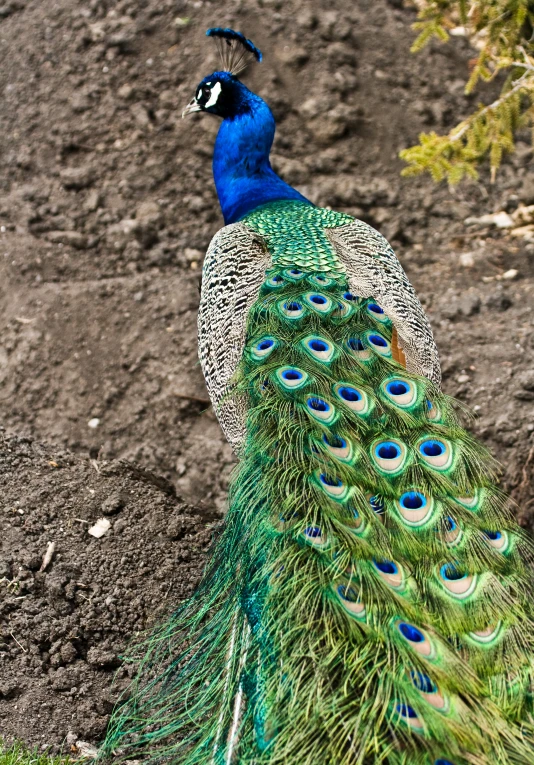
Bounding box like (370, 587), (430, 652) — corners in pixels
(182, 28), (262, 120)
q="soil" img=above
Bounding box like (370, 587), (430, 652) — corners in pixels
(0, 0), (533, 753)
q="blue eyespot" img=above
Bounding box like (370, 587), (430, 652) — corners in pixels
(323, 434), (346, 449)
(337, 584), (358, 602)
(484, 530), (502, 541)
(399, 622), (425, 643)
(444, 516), (457, 532)
(343, 291), (358, 301)
(440, 564), (465, 581)
(284, 301), (302, 312)
(257, 339), (274, 351)
(369, 495), (385, 513)
(315, 275), (326, 281)
(307, 397), (330, 413)
(399, 491), (426, 510)
(310, 294), (327, 305)
(368, 303), (384, 314)
(435, 760), (456, 765)
(369, 334), (387, 348)
(320, 473), (342, 488)
(375, 442), (401, 460)
(272, 275), (283, 282)
(374, 559), (398, 575)
(411, 671), (436, 694)
(386, 380), (409, 396)
(305, 526), (322, 538)
(338, 386), (362, 403)
(281, 368), (303, 382)
(290, 269), (302, 276)
(426, 399), (433, 410)
(348, 337), (365, 351)
(396, 703), (418, 718)
(420, 440), (445, 458)
(308, 339), (328, 353)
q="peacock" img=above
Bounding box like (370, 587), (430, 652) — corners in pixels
(100, 29), (534, 765)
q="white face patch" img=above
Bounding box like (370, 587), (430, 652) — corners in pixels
(204, 81), (222, 109)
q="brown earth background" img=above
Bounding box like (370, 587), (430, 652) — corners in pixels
(1, 0), (534, 752)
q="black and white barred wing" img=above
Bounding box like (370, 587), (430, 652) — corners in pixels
(328, 219), (442, 387)
(198, 222), (271, 452)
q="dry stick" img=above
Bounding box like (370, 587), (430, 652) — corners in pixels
(10, 632), (27, 653)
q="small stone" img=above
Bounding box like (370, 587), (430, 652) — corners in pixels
(516, 370), (534, 392)
(458, 294), (480, 317)
(60, 166), (95, 190)
(46, 231), (88, 250)
(130, 103), (151, 127)
(101, 492), (125, 515)
(502, 269), (518, 280)
(459, 251), (474, 268)
(88, 418), (100, 429)
(457, 374), (470, 383)
(84, 189), (101, 211)
(88, 518), (111, 539)
(117, 83), (134, 99)
(464, 211), (513, 228)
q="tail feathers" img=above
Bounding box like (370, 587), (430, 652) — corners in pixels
(100, 265), (534, 765)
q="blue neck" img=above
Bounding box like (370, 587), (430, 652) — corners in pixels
(212, 93), (311, 225)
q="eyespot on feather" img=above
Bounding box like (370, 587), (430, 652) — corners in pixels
(395, 619), (435, 658)
(301, 525), (328, 548)
(383, 377), (417, 408)
(365, 330), (392, 357)
(483, 529), (510, 553)
(275, 366), (308, 390)
(334, 582), (366, 620)
(397, 491), (434, 527)
(302, 335), (336, 363)
(373, 559), (404, 589)
(282, 267), (306, 281)
(372, 439), (407, 474)
(418, 438), (453, 470)
(306, 396), (336, 424)
(322, 433), (353, 462)
(303, 292), (333, 313)
(437, 564), (478, 600)
(346, 336), (373, 361)
(265, 274), (285, 288)
(309, 274), (334, 288)
(279, 299), (305, 319)
(316, 471), (350, 501)
(394, 702), (425, 732)
(366, 301), (390, 324)
(251, 336), (277, 360)
(333, 383), (370, 414)
(468, 621), (503, 645)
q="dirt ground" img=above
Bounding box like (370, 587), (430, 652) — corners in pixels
(1, 0), (533, 752)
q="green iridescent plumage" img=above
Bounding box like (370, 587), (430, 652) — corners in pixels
(99, 202), (534, 765)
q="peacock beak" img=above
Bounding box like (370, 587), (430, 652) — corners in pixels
(182, 98), (202, 118)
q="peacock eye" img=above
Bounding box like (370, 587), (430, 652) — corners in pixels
(202, 86), (211, 99)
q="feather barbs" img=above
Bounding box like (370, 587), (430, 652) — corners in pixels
(206, 28), (262, 76)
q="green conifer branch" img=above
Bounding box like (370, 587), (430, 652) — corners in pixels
(402, 1), (534, 182)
